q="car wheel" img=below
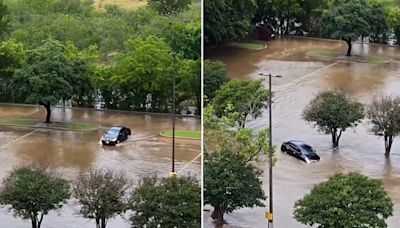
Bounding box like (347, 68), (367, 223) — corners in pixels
(281, 145), (286, 152)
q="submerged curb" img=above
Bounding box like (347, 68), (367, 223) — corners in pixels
(159, 131), (201, 140)
(306, 50), (392, 64)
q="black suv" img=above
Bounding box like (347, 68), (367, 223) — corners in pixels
(281, 140), (320, 163)
(101, 127), (131, 146)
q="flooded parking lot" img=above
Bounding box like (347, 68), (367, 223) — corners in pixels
(205, 37), (400, 227)
(0, 105), (200, 227)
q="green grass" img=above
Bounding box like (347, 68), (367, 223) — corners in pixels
(367, 55), (392, 64)
(227, 42), (266, 50)
(306, 50), (341, 58)
(0, 118), (36, 126)
(162, 130), (201, 139)
(0, 118), (98, 131)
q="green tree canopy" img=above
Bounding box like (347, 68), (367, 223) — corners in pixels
(303, 91), (364, 148)
(294, 172), (393, 228)
(12, 39), (93, 122)
(204, 60), (229, 103)
(367, 96), (400, 156)
(113, 36), (174, 112)
(204, 0), (257, 45)
(0, 166), (70, 228)
(204, 150), (266, 225)
(322, 0), (372, 55)
(73, 169), (130, 228)
(0, 0), (11, 39)
(129, 175), (201, 227)
(148, 0), (191, 15)
(212, 80), (269, 128)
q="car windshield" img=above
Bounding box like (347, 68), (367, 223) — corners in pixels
(300, 144), (314, 154)
(106, 129), (119, 137)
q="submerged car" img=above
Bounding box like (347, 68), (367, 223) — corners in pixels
(281, 140), (320, 163)
(101, 127), (131, 146)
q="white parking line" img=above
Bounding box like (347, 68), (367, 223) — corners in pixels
(0, 129), (40, 150)
(275, 61), (341, 92)
(177, 153), (202, 174)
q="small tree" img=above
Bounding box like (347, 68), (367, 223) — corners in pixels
(204, 150), (266, 225)
(367, 96), (400, 156)
(213, 80), (269, 128)
(0, 166), (70, 228)
(129, 175), (200, 227)
(148, 0), (191, 15)
(303, 91), (364, 148)
(73, 169), (130, 228)
(294, 173), (393, 228)
(322, 0), (372, 56)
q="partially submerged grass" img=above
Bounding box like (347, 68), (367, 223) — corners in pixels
(162, 130), (201, 139)
(307, 50), (391, 64)
(227, 42), (267, 50)
(0, 118), (98, 131)
(0, 118), (36, 126)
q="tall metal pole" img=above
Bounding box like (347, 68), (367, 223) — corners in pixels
(171, 53), (176, 177)
(268, 73), (273, 228)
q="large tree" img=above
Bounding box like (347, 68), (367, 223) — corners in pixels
(12, 39), (93, 123)
(0, 0), (11, 39)
(204, 150), (266, 225)
(322, 0), (372, 56)
(129, 175), (200, 227)
(212, 80), (269, 128)
(294, 173), (393, 228)
(303, 91), (364, 148)
(113, 36), (174, 112)
(73, 169), (130, 228)
(0, 166), (70, 228)
(367, 96), (400, 156)
(204, 60), (229, 103)
(204, 0), (257, 45)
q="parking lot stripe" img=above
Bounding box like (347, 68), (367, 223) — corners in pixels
(177, 153), (201, 174)
(0, 129), (40, 150)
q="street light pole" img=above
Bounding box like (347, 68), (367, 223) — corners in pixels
(259, 73), (282, 228)
(171, 52), (177, 179)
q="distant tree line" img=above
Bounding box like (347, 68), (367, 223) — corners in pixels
(205, 0), (400, 48)
(0, 0), (201, 117)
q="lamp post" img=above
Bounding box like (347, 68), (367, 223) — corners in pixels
(259, 73), (282, 228)
(170, 52), (177, 179)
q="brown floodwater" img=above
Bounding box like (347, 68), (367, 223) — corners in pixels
(0, 105), (200, 228)
(205, 37), (400, 227)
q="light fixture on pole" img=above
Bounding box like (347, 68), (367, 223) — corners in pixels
(259, 73), (282, 228)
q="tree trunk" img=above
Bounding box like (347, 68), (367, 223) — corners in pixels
(342, 38), (352, 56)
(96, 218), (100, 228)
(31, 217), (38, 228)
(211, 205), (225, 225)
(39, 102), (51, 123)
(384, 135), (394, 157)
(331, 129), (341, 148)
(100, 218), (107, 228)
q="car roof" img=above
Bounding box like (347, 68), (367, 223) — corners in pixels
(288, 140), (305, 145)
(109, 127), (122, 131)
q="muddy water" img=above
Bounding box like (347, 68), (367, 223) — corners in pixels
(0, 105), (200, 228)
(205, 37), (400, 227)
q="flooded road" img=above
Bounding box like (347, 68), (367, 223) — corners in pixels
(0, 105), (201, 227)
(205, 37), (400, 227)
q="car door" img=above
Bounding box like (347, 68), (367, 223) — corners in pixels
(290, 143), (302, 158)
(121, 128), (128, 140)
